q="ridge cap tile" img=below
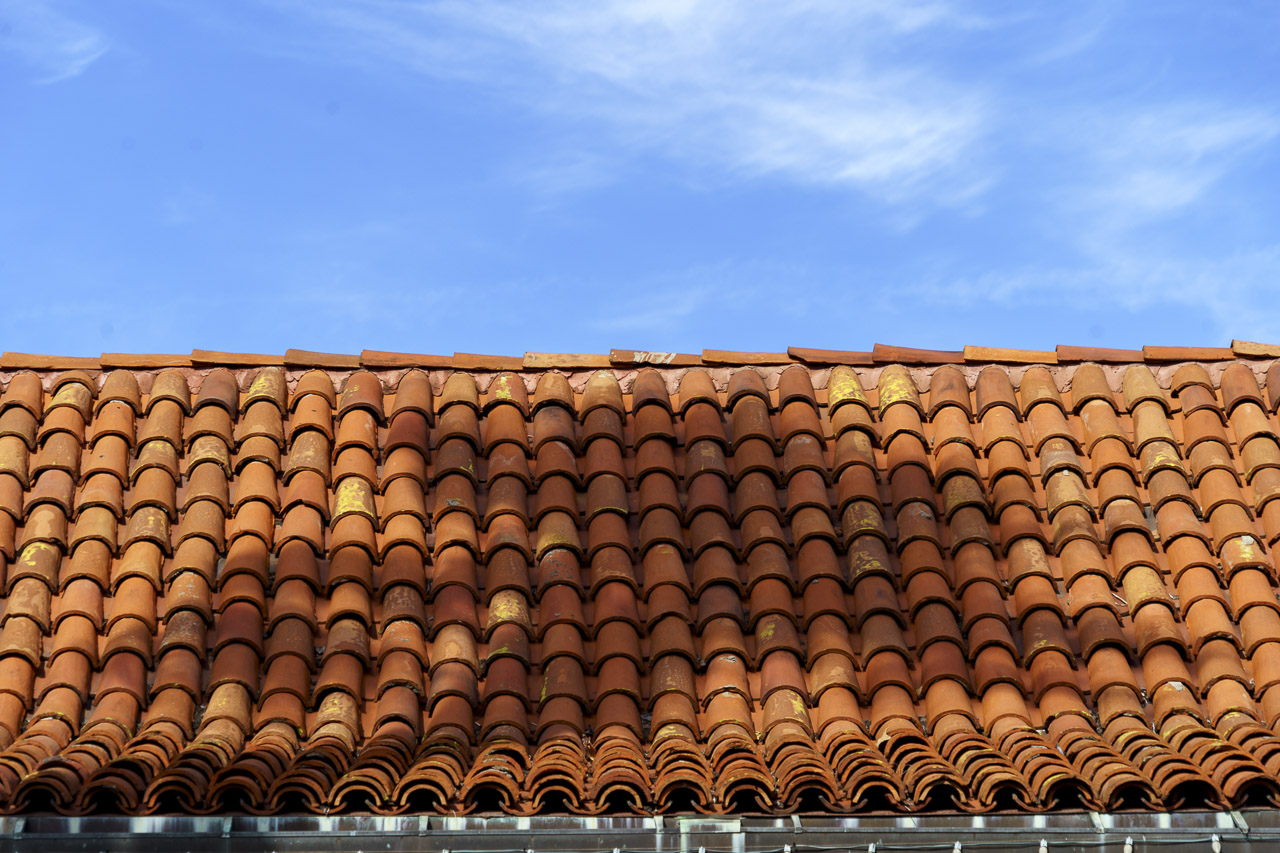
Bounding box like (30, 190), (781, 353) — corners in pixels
(609, 349), (702, 367)
(283, 349), (361, 368)
(787, 347), (874, 365)
(360, 349), (455, 368)
(701, 349), (793, 365)
(1142, 345), (1235, 362)
(190, 350), (284, 366)
(523, 353), (613, 369)
(100, 353), (193, 368)
(963, 345), (1058, 364)
(1, 352), (101, 370)
(1232, 339), (1280, 358)
(1055, 345), (1144, 363)
(871, 343), (963, 364)
(452, 352), (525, 370)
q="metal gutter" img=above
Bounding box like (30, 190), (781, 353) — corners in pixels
(0, 811), (1273, 853)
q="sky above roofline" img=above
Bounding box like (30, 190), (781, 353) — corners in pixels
(1, 1), (1278, 357)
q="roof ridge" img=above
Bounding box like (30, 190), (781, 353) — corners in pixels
(0, 341), (1275, 372)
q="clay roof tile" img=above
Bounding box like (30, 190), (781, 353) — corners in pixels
(0, 346), (1275, 817)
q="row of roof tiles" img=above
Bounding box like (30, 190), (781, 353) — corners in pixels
(3, 356), (1280, 816)
(6, 340), (1280, 371)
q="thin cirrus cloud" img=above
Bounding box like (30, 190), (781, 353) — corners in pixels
(1069, 105), (1280, 230)
(0, 0), (108, 83)
(915, 102), (1280, 340)
(185, 1), (1279, 347)
(919, 244), (1280, 344)
(273, 0), (992, 203)
(4, 1), (1278, 355)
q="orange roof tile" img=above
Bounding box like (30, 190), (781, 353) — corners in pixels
(787, 346), (875, 365)
(1143, 345), (1236, 362)
(522, 352), (612, 369)
(1234, 340), (1280, 358)
(283, 349), (362, 369)
(608, 349), (702, 367)
(1055, 345), (1145, 363)
(872, 343), (964, 364)
(189, 349), (284, 366)
(963, 345), (1058, 364)
(1, 347), (1280, 816)
(98, 353), (193, 368)
(701, 349), (792, 365)
(359, 350), (456, 369)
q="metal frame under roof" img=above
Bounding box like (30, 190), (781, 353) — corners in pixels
(1, 811), (1275, 853)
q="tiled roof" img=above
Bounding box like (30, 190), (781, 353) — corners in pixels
(4, 346), (1280, 816)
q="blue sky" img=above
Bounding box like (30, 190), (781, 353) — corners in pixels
(1, 1), (1278, 358)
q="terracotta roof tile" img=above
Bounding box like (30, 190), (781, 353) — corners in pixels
(702, 350), (792, 365)
(964, 346), (1058, 365)
(786, 347), (875, 366)
(1056, 345), (1145, 363)
(190, 350), (283, 366)
(1143, 345), (1236, 362)
(1233, 339), (1280, 358)
(359, 350), (455, 368)
(284, 349), (361, 369)
(453, 353), (524, 371)
(1, 346), (1280, 815)
(872, 343), (963, 364)
(608, 349), (702, 367)
(0, 353), (102, 370)
(99, 353), (193, 368)
(523, 353), (612, 369)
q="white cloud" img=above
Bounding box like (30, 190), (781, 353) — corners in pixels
(1070, 105), (1280, 229)
(588, 271), (732, 334)
(0, 1), (108, 83)
(265, 0), (991, 203)
(1027, 3), (1109, 64)
(585, 258), (804, 336)
(909, 102), (1280, 338)
(893, 95), (1280, 343)
(160, 186), (215, 225)
(194, 1), (1280, 347)
(920, 243), (1280, 342)
(508, 149), (617, 201)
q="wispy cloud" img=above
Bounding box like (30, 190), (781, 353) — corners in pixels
(586, 260), (748, 334)
(1027, 3), (1109, 64)
(228, 2), (1279, 347)
(0, 1), (108, 83)
(507, 148), (617, 201)
(586, 258), (820, 341)
(160, 186), (215, 225)
(912, 101), (1280, 340)
(261, 0), (992, 204)
(885, 75), (1280, 341)
(1066, 104), (1280, 232)
(921, 243), (1280, 341)
(590, 284), (720, 335)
